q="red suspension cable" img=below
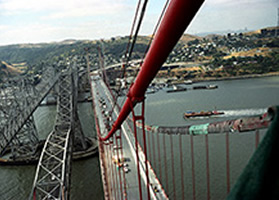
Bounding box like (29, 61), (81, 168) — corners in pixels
(100, 0), (204, 141)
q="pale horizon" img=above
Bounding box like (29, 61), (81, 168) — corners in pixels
(0, 0), (278, 46)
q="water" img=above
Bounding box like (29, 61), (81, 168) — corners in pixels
(144, 76), (279, 126)
(0, 76), (279, 199)
(141, 76), (279, 199)
(0, 103), (104, 200)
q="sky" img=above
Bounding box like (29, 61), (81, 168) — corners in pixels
(0, 0), (278, 46)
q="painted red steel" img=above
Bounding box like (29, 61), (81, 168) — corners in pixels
(100, 0), (204, 141)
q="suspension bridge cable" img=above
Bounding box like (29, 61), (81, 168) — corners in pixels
(141, 0), (170, 63)
(131, 0), (170, 83)
(123, 0), (142, 66)
(125, 0), (149, 65)
(100, 0), (205, 141)
(109, 0), (148, 119)
(115, 0), (170, 128)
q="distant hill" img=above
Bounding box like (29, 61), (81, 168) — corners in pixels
(0, 40), (86, 65)
(0, 26), (276, 69)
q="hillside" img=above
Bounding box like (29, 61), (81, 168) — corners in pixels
(179, 34), (202, 43)
(223, 47), (273, 59)
(0, 34), (203, 66)
(0, 61), (22, 74)
(0, 60), (23, 80)
(0, 26), (278, 81)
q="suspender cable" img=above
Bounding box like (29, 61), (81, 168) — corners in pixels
(140, 100), (151, 200)
(163, 134), (169, 194)
(157, 133), (162, 182)
(148, 130), (152, 166)
(170, 135), (176, 199)
(205, 135), (211, 200)
(152, 132), (157, 171)
(191, 135), (196, 200)
(226, 133), (231, 194)
(100, 0), (205, 141)
(179, 134), (185, 200)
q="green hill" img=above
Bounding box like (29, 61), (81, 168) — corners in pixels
(0, 26), (278, 78)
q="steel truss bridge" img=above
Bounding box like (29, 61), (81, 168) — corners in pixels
(0, 66), (59, 158)
(0, 59), (96, 199)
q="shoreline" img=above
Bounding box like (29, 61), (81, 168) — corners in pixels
(190, 72), (279, 83)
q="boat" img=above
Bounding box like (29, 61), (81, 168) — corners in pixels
(192, 85), (218, 90)
(184, 80), (193, 85)
(193, 85), (207, 90)
(207, 84), (218, 89)
(166, 85), (187, 93)
(184, 110), (224, 119)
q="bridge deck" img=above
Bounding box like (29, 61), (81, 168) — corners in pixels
(91, 74), (167, 199)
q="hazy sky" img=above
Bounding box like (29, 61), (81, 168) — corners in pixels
(0, 0), (278, 45)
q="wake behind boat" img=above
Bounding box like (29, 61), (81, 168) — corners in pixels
(184, 110), (224, 119)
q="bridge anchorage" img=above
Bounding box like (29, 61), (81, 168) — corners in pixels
(0, 63), (98, 167)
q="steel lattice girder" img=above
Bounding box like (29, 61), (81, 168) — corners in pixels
(0, 66), (59, 156)
(31, 68), (74, 200)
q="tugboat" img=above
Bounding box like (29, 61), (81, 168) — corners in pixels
(184, 110), (224, 119)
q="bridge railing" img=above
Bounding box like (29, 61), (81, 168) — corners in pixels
(92, 73), (274, 199)
(126, 112), (271, 199)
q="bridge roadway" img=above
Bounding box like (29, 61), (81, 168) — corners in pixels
(91, 74), (167, 199)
